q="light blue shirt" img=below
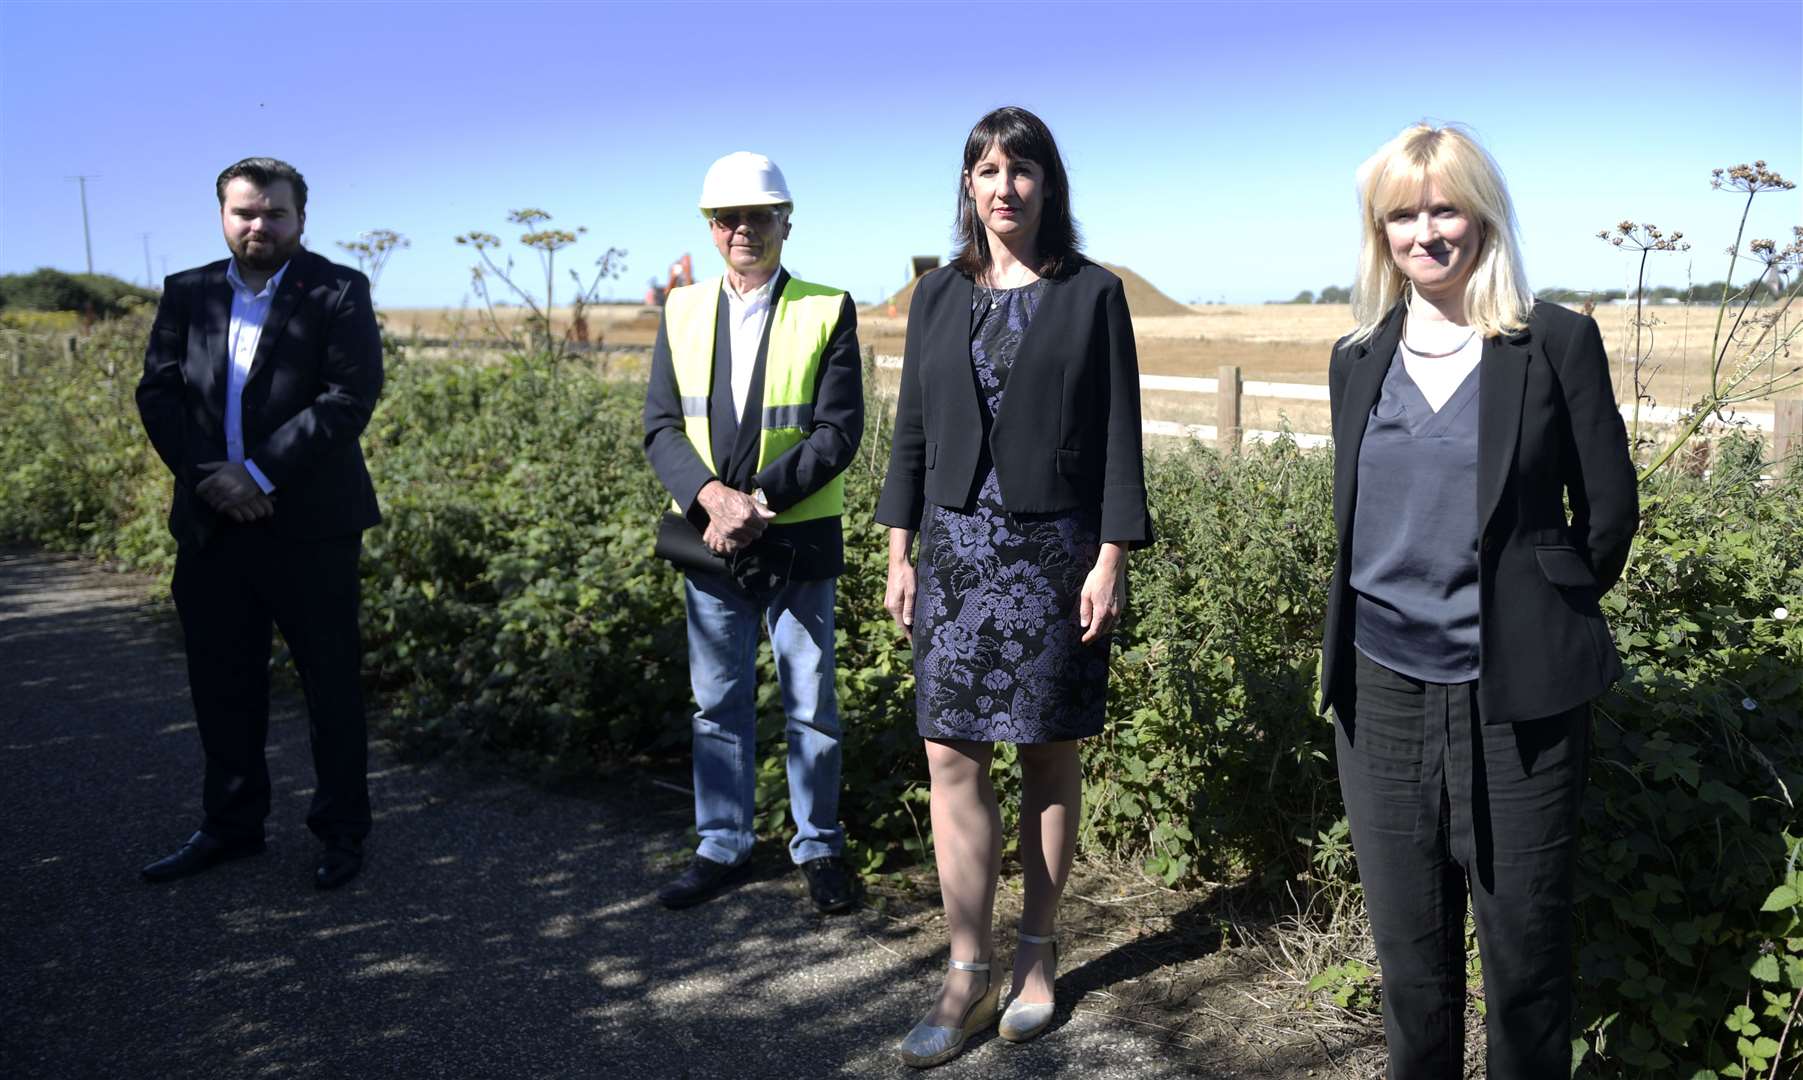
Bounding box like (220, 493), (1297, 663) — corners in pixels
(224, 258), (285, 494)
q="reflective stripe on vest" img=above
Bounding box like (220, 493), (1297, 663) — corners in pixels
(663, 274), (845, 523)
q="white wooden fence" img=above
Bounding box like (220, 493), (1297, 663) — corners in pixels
(871, 353), (1795, 472)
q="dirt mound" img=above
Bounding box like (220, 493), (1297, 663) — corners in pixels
(870, 261), (1193, 317)
(867, 274), (922, 316)
(1098, 263), (1195, 317)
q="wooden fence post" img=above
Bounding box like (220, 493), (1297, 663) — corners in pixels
(61, 333), (79, 368)
(862, 344), (875, 369)
(1775, 399), (1802, 478)
(1217, 364), (1242, 452)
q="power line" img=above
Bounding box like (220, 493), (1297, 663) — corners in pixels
(64, 175), (99, 275)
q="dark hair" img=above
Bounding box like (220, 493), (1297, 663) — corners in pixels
(951, 106), (1081, 280)
(215, 157), (308, 215)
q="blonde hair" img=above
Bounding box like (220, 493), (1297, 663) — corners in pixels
(1348, 123), (1533, 342)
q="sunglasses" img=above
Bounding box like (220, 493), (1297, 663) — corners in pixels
(709, 208), (783, 231)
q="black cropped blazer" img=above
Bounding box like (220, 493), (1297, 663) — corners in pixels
(875, 260), (1153, 546)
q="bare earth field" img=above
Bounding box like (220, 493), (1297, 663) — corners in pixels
(386, 300), (1784, 440)
(383, 303), (663, 345)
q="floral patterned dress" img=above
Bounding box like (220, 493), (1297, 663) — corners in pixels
(913, 280), (1108, 743)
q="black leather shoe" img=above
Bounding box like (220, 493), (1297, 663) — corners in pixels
(798, 856), (859, 914)
(315, 839), (364, 891)
(656, 854), (751, 909)
(141, 830), (265, 883)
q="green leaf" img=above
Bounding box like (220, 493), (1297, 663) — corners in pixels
(1698, 779), (1750, 823)
(1570, 1038), (1589, 1077)
(1761, 884), (1801, 912)
(1751, 954), (1782, 983)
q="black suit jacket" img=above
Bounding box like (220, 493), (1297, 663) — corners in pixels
(136, 248), (384, 552)
(1319, 301), (1639, 725)
(875, 260), (1153, 546)
(641, 268), (863, 580)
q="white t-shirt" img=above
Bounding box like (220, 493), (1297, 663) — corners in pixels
(722, 271), (779, 423)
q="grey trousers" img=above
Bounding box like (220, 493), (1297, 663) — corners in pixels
(1334, 648), (1588, 1080)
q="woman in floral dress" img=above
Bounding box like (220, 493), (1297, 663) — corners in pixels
(877, 106), (1151, 1067)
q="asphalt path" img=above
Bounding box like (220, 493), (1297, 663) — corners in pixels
(0, 549), (1238, 1080)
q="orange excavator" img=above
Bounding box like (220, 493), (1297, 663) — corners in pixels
(645, 254), (694, 305)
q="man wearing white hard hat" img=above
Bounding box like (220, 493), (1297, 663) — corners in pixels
(643, 151), (863, 912)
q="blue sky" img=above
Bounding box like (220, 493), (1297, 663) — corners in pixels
(2, 0), (1798, 307)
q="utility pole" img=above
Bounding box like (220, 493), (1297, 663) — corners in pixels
(65, 175), (99, 274)
(141, 233), (154, 287)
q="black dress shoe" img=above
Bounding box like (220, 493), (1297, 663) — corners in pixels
(141, 830), (265, 883)
(656, 854), (751, 909)
(798, 855), (859, 914)
(315, 839), (364, 891)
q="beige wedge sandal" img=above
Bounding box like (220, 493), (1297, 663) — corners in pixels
(897, 956), (1002, 1068)
(998, 930), (1058, 1043)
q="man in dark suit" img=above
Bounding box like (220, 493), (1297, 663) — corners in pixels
(136, 157), (383, 890)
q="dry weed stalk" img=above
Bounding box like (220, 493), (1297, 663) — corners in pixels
(1597, 222), (1689, 450)
(1614, 161), (1802, 481)
(455, 209), (623, 360)
(335, 229), (410, 296)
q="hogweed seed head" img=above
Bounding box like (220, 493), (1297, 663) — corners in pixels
(455, 231), (502, 250)
(521, 229), (580, 252)
(1712, 161), (1794, 192)
(1600, 221), (1690, 253)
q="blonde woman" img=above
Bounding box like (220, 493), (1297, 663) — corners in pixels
(1318, 124), (1637, 1078)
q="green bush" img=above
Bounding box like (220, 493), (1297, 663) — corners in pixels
(1097, 436), (1340, 886)
(356, 355), (695, 760)
(0, 269), (157, 318)
(1, 330), (1796, 1078)
(1574, 443), (1803, 1078)
(0, 316), (174, 570)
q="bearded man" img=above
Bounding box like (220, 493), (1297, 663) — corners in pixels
(136, 157), (384, 891)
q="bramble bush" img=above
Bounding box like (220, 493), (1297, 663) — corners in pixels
(1, 333), (1796, 1078)
(0, 317), (175, 570)
(1575, 442), (1802, 1078)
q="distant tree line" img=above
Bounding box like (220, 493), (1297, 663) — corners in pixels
(0, 269), (158, 319)
(1270, 282), (1742, 305)
(1273, 285), (1352, 304)
(1537, 282), (1734, 304)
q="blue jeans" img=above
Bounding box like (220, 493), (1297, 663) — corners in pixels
(682, 572), (844, 866)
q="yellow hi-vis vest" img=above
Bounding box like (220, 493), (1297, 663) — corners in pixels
(664, 274), (846, 523)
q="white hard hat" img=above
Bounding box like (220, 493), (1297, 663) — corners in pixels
(698, 151), (792, 213)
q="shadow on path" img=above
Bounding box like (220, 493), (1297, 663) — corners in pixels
(1, 549), (1310, 1079)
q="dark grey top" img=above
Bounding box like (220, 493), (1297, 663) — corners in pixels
(1349, 347), (1483, 683)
